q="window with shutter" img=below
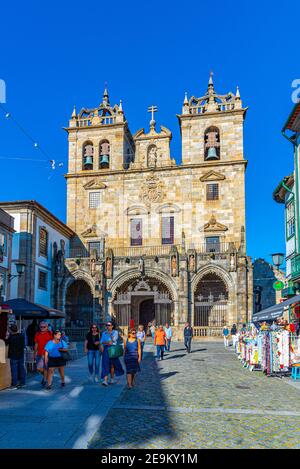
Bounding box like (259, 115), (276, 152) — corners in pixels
(130, 219), (142, 246)
(162, 216), (174, 245)
(39, 228), (48, 258)
(206, 184), (219, 200)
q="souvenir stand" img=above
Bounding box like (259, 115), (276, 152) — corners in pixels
(0, 304), (14, 390)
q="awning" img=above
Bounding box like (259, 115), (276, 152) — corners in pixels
(1, 298), (65, 319)
(252, 295), (300, 322)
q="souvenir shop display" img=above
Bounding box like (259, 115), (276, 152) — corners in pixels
(235, 321), (300, 377)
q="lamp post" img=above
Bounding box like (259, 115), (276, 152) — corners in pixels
(8, 261), (26, 283)
(271, 253), (284, 270)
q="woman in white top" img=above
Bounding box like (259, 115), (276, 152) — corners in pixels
(100, 322), (124, 386)
(136, 325), (146, 359)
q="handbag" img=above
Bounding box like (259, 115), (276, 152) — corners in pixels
(108, 344), (123, 359)
(59, 342), (72, 361)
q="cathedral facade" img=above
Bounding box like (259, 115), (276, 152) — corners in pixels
(59, 75), (253, 339)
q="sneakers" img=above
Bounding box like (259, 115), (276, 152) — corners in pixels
(41, 378), (46, 387)
(102, 380), (108, 386)
(94, 376), (99, 383)
(45, 385), (52, 391)
(8, 385), (18, 390)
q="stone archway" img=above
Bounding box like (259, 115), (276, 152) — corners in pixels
(192, 266), (235, 337)
(65, 279), (93, 330)
(111, 274), (174, 328)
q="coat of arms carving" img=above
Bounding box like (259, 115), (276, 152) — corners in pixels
(139, 173), (164, 206)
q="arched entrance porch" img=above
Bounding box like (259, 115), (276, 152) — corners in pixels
(112, 275), (173, 329)
(65, 279), (93, 330)
(193, 271), (230, 337)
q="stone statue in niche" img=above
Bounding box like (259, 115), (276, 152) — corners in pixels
(105, 257), (112, 278)
(56, 239), (65, 276)
(138, 256), (145, 275)
(189, 254), (195, 272)
(148, 145), (157, 168)
(171, 255), (177, 277)
(230, 253), (236, 271)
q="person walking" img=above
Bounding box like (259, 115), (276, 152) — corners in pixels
(5, 324), (26, 389)
(44, 330), (69, 390)
(223, 326), (230, 347)
(26, 319), (38, 348)
(84, 324), (101, 383)
(184, 322), (193, 353)
(136, 325), (146, 359)
(231, 324), (237, 349)
(154, 325), (167, 360)
(123, 329), (142, 389)
(164, 323), (172, 352)
(34, 322), (53, 387)
(150, 321), (156, 340)
(61, 330), (70, 345)
(100, 321), (124, 386)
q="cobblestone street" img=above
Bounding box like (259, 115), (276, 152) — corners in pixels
(90, 341), (300, 449)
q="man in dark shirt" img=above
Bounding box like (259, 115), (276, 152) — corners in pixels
(183, 322), (193, 353)
(5, 324), (26, 389)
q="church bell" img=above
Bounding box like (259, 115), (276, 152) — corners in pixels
(100, 154), (110, 167)
(206, 147), (218, 160)
(84, 156), (93, 167)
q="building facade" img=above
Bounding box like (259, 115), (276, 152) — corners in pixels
(273, 102), (300, 297)
(0, 201), (74, 309)
(60, 75), (253, 339)
(253, 258), (285, 314)
(0, 208), (14, 302)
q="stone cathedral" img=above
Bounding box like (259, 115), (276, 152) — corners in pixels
(59, 75), (253, 339)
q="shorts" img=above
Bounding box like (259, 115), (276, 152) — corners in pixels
(36, 355), (47, 370)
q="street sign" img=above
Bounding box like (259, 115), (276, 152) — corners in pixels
(273, 280), (284, 291)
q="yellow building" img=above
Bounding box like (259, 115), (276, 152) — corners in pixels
(62, 75), (252, 339)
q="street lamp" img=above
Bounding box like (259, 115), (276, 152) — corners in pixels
(8, 261), (26, 282)
(271, 253), (284, 270)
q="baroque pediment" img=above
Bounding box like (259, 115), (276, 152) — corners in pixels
(81, 225), (98, 238)
(83, 179), (107, 190)
(200, 171), (226, 182)
(204, 215), (228, 232)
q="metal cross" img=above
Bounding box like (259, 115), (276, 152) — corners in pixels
(147, 105), (158, 121)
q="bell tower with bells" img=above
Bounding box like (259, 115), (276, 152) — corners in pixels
(178, 72), (246, 166)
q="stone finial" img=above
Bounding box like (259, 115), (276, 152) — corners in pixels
(208, 71), (214, 88)
(184, 92), (189, 105)
(235, 86), (240, 99)
(148, 105), (158, 131)
(235, 86), (242, 109)
(102, 84), (110, 105)
(71, 105), (77, 119)
(119, 99), (123, 113)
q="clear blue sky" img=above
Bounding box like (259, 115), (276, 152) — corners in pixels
(0, 0), (298, 264)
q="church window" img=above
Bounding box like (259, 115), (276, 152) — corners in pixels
(204, 126), (220, 161)
(89, 192), (101, 208)
(82, 142), (94, 170)
(88, 242), (101, 257)
(206, 184), (219, 201)
(99, 140), (110, 169)
(205, 236), (220, 253)
(130, 218), (142, 246)
(286, 200), (295, 239)
(39, 227), (48, 258)
(38, 270), (48, 290)
(162, 216), (174, 245)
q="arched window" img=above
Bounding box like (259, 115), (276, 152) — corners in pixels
(204, 126), (220, 161)
(99, 140), (110, 169)
(82, 141), (94, 170)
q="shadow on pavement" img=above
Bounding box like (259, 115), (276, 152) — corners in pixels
(164, 354), (186, 360)
(89, 349), (176, 449)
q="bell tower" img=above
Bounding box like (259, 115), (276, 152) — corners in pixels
(65, 87), (135, 229)
(178, 73), (247, 165)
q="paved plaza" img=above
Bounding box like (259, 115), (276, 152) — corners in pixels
(1, 341), (300, 449)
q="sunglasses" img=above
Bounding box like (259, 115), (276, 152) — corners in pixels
(106, 324), (112, 327)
